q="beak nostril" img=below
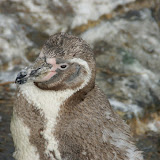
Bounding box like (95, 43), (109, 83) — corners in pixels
(30, 70), (37, 76)
(30, 67), (41, 76)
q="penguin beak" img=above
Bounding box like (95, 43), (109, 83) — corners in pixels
(15, 57), (63, 85)
(15, 66), (45, 85)
(15, 57), (54, 85)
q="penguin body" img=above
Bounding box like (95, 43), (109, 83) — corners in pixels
(11, 33), (143, 160)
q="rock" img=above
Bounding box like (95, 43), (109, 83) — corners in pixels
(0, 0), (160, 159)
(135, 132), (160, 160)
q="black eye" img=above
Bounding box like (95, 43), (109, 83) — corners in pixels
(60, 64), (67, 69)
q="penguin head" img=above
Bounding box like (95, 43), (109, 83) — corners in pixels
(16, 33), (96, 91)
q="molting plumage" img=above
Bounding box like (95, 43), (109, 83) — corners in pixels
(11, 32), (144, 160)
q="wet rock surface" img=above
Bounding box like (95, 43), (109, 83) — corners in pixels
(0, 85), (14, 160)
(135, 132), (160, 160)
(0, 0), (160, 159)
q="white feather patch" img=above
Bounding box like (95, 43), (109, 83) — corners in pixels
(102, 128), (143, 160)
(19, 58), (91, 160)
(10, 112), (40, 160)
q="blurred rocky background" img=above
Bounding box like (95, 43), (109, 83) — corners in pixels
(0, 0), (160, 159)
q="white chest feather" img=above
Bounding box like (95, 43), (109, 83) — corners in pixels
(10, 113), (40, 160)
(19, 83), (76, 160)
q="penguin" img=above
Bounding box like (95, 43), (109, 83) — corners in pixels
(10, 32), (143, 160)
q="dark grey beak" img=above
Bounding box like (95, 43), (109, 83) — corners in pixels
(15, 57), (52, 85)
(15, 67), (42, 85)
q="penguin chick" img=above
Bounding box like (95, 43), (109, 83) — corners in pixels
(11, 32), (143, 160)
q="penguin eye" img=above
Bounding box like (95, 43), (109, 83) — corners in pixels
(60, 64), (68, 70)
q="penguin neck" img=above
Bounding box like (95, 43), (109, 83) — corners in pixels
(18, 81), (94, 116)
(19, 82), (75, 115)
(60, 81), (95, 111)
